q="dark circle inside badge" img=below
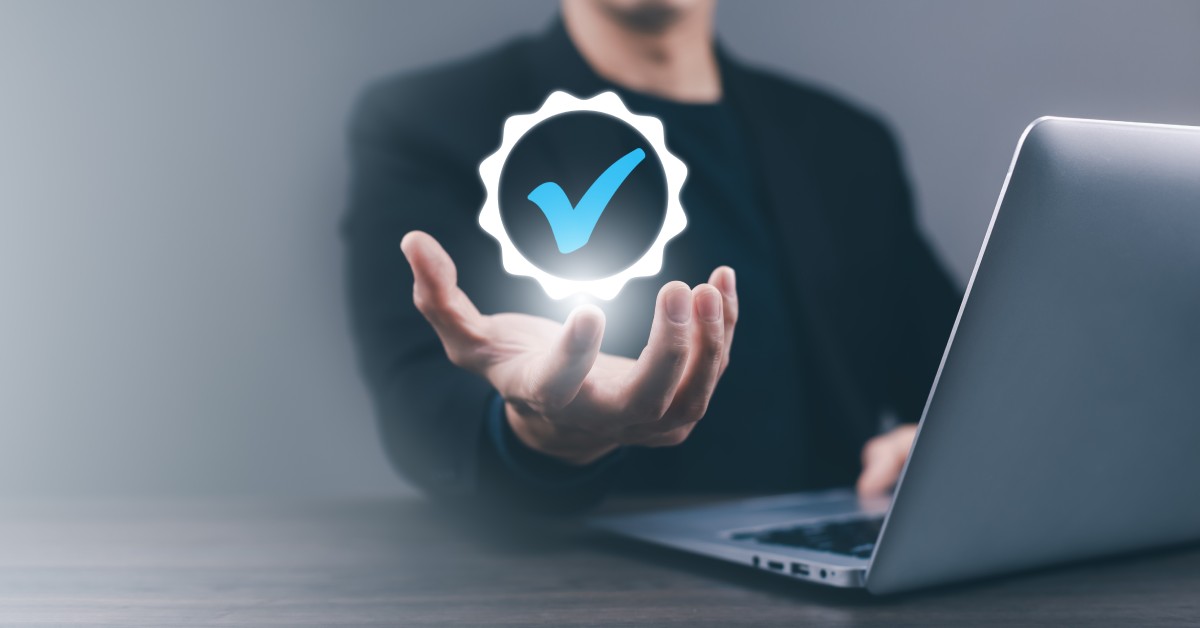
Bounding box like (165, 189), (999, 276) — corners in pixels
(498, 111), (669, 281)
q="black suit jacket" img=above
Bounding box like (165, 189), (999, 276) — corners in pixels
(342, 20), (960, 509)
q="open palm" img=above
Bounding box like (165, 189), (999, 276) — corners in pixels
(401, 231), (737, 465)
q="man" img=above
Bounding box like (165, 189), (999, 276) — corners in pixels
(342, 0), (960, 513)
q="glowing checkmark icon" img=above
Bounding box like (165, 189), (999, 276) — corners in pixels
(527, 148), (646, 254)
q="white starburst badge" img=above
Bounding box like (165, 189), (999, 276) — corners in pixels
(477, 90), (688, 300)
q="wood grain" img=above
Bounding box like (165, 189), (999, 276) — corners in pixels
(0, 498), (1195, 626)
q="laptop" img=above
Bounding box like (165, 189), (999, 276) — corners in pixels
(589, 117), (1200, 594)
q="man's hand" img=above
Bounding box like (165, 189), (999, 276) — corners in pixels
(857, 423), (918, 497)
(400, 231), (738, 466)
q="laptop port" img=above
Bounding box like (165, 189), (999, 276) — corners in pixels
(766, 560), (785, 571)
(752, 556), (760, 568)
(790, 563), (810, 576)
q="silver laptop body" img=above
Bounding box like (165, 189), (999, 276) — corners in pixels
(589, 117), (1200, 594)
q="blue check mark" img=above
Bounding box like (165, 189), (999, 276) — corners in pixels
(527, 148), (646, 254)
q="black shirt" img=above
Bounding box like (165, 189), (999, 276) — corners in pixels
(611, 91), (818, 490)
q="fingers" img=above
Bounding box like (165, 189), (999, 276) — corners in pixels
(708, 266), (738, 374)
(523, 305), (605, 411)
(659, 284), (724, 428)
(623, 282), (693, 419)
(856, 425), (917, 497)
(400, 231), (488, 370)
(621, 284), (724, 444)
(621, 271), (735, 446)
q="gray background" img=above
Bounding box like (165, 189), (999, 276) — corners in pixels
(1, 0), (1197, 499)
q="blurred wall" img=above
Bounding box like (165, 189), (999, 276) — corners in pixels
(1, 0), (1196, 498)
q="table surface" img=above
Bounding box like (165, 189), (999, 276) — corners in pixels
(0, 497), (1197, 627)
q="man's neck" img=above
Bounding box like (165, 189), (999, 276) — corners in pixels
(562, 0), (721, 103)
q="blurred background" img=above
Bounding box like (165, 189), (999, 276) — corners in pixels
(1, 0), (1197, 500)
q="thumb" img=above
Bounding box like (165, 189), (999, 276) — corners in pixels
(524, 304), (605, 411)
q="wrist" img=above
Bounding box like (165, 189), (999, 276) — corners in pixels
(505, 402), (617, 466)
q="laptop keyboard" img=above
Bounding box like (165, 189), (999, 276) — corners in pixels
(730, 516), (885, 559)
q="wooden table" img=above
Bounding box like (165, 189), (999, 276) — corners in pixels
(0, 497), (1196, 626)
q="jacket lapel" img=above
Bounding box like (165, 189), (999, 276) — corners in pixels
(720, 54), (876, 442)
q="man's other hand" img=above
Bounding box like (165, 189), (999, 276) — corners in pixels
(856, 424), (918, 497)
(400, 231), (739, 466)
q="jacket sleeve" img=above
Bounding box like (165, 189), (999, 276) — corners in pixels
(340, 83), (621, 512)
